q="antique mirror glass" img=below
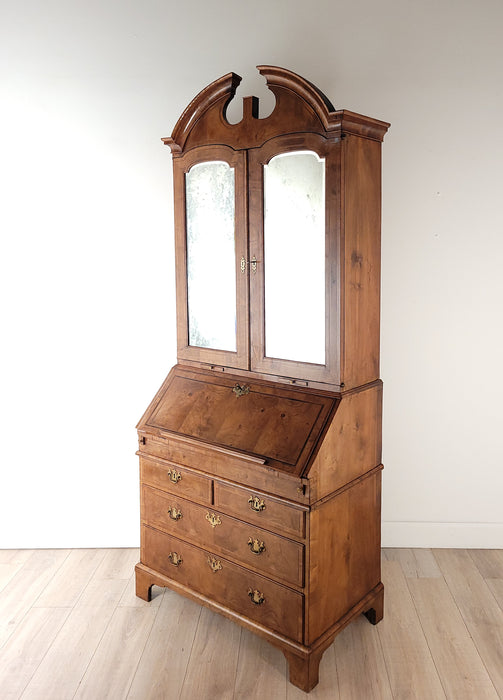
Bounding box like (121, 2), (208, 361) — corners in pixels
(185, 161), (236, 351)
(263, 151), (326, 365)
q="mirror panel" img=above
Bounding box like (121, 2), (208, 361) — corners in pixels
(263, 151), (326, 365)
(185, 161), (236, 352)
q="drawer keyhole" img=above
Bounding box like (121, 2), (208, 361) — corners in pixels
(206, 512), (222, 528)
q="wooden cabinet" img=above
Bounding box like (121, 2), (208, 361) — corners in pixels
(135, 66), (389, 692)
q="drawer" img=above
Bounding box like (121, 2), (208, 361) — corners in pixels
(214, 481), (306, 539)
(141, 524), (303, 643)
(140, 456), (212, 504)
(141, 485), (304, 588)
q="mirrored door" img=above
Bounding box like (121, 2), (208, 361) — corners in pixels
(248, 134), (340, 384)
(173, 146), (249, 369)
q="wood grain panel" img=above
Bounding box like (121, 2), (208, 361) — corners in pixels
(306, 382), (382, 499)
(214, 480), (306, 539)
(141, 487), (304, 587)
(341, 135), (382, 388)
(148, 373), (328, 467)
(140, 455), (212, 504)
(141, 525), (304, 642)
(307, 470), (381, 643)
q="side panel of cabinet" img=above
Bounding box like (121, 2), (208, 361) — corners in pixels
(172, 145), (249, 370)
(340, 136), (382, 388)
(306, 469), (381, 644)
(306, 382), (382, 502)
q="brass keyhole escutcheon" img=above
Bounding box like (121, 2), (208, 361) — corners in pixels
(207, 556), (223, 573)
(167, 469), (182, 484)
(167, 507), (182, 521)
(168, 552), (182, 567)
(248, 588), (265, 605)
(248, 537), (266, 555)
(206, 512), (222, 528)
(248, 496), (266, 512)
(232, 383), (250, 398)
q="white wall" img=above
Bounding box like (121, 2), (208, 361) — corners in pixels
(1, 0), (502, 548)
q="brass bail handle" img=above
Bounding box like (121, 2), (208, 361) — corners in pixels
(248, 496), (266, 512)
(168, 551), (182, 567)
(247, 588), (265, 605)
(248, 537), (266, 555)
(167, 468), (182, 484)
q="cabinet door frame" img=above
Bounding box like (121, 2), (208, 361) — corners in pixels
(248, 133), (342, 384)
(173, 144), (249, 369)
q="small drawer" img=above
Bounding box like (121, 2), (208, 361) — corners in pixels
(141, 525), (303, 643)
(140, 456), (212, 504)
(214, 481), (306, 539)
(141, 485), (304, 588)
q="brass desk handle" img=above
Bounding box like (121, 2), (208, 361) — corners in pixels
(167, 469), (182, 484)
(248, 496), (266, 512)
(206, 512), (222, 528)
(207, 556), (223, 573)
(167, 507), (182, 521)
(248, 537), (266, 555)
(248, 588), (265, 605)
(232, 383), (250, 398)
(168, 552), (182, 567)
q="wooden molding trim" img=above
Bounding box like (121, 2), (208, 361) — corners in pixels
(162, 66), (390, 153)
(163, 71), (242, 153)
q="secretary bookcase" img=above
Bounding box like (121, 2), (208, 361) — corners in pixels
(135, 66), (389, 692)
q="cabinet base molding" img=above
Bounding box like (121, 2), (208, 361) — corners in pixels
(135, 562), (383, 692)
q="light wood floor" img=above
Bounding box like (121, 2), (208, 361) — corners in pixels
(0, 548), (502, 699)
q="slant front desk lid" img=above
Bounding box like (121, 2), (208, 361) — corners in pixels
(137, 365), (338, 476)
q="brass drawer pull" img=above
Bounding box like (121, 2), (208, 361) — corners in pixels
(248, 588), (265, 605)
(167, 506), (182, 521)
(207, 556), (223, 573)
(248, 496), (266, 512)
(167, 468), (182, 484)
(206, 512), (222, 528)
(168, 551), (182, 567)
(247, 537), (266, 555)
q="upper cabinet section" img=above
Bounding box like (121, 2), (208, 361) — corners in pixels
(163, 66), (390, 390)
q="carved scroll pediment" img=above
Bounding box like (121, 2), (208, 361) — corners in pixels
(163, 65), (389, 154)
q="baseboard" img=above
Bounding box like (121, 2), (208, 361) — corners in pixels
(382, 521), (503, 548)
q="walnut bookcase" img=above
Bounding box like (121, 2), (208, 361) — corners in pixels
(135, 66), (389, 692)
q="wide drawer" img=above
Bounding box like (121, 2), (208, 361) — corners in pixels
(214, 481), (306, 540)
(141, 524), (303, 642)
(141, 485), (304, 587)
(140, 455), (212, 505)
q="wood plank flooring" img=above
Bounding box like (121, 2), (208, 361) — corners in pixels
(0, 548), (502, 699)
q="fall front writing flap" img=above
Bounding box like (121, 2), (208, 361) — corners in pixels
(138, 366), (337, 475)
